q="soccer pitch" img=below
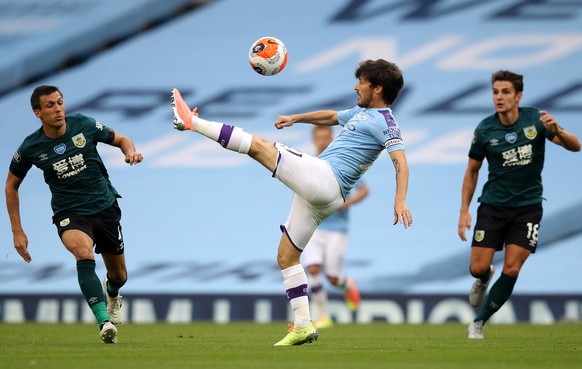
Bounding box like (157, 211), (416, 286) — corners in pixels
(1, 323), (581, 369)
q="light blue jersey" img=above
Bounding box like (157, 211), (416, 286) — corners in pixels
(319, 106), (404, 198)
(319, 180), (364, 234)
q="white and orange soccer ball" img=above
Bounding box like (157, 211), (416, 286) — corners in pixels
(248, 37), (288, 76)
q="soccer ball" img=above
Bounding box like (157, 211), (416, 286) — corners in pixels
(249, 37), (288, 76)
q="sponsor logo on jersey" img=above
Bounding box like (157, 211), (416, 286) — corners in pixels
(59, 218), (70, 227)
(489, 138), (499, 146)
(12, 150), (21, 163)
(39, 153), (49, 161)
(474, 230), (485, 242)
(472, 134), (477, 144)
(523, 125), (537, 140)
(96, 121), (104, 130)
(383, 127), (401, 139)
(53, 143), (66, 155)
(72, 133), (86, 148)
(505, 132), (517, 144)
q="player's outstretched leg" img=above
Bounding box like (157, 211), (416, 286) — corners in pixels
(103, 277), (123, 325)
(469, 265), (495, 307)
(100, 320), (118, 344)
(170, 88), (252, 154)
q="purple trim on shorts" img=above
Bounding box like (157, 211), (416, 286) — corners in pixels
(272, 142), (282, 178)
(218, 124), (235, 148)
(280, 224), (303, 252)
(286, 284), (308, 300)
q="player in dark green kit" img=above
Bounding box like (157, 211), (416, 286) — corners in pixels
(5, 85), (143, 343)
(458, 71), (580, 339)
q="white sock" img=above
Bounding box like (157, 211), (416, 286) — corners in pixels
(191, 115), (252, 154)
(307, 273), (329, 319)
(281, 264), (311, 327)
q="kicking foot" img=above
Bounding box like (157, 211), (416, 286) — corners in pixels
(171, 88), (194, 131)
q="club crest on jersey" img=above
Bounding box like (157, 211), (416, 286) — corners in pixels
(72, 133), (86, 148)
(54, 143), (66, 155)
(523, 125), (537, 140)
(505, 132), (517, 144)
(474, 230), (485, 242)
(59, 218), (70, 227)
(356, 113), (369, 121)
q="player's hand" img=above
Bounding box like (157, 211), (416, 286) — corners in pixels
(13, 231), (31, 263)
(274, 115), (294, 130)
(393, 199), (412, 228)
(125, 152), (143, 165)
(458, 210), (472, 241)
(539, 110), (560, 134)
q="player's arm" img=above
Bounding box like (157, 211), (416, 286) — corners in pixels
(339, 183), (369, 211)
(274, 110), (338, 130)
(388, 149), (412, 228)
(110, 132), (144, 165)
(458, 158), (482, 241)
(540, 111), (581, 152)
(5, 171), (31, 262)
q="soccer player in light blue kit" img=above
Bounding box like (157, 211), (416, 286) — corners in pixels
(303, 125), (370, 329)
(170, 59), (412, 346)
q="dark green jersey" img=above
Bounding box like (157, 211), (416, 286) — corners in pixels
(469, 107), (556, 207)
(10, 113), (120, 215)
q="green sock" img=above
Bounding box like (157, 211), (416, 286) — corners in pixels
(105, 275), (125, 298)
(475, 272), (517, 323)
(77, 259), (110, 325)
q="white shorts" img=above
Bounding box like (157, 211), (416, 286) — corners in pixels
(302, 228), (348, 278)
(273, 143), (344, 250)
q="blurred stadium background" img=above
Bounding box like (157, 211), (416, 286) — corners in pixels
(1, 0), (581, 324)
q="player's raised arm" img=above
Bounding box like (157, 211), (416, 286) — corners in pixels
(110, 132), (143, 165)
(274, 110), (339, 130)
(5, 171), (31, 262)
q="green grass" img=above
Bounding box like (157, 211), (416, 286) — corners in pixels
(1, 323), (581, 369)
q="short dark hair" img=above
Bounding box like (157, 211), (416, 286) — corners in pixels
(355, 59), (404, 105)
(491, 70), (523, 93)
(30, 85), (62, 110)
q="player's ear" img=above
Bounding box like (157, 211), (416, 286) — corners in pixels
(515, 91), (523, 103)
(33, 108), (42, 119)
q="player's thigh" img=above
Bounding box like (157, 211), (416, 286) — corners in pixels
(273, 143), (342, 205)
(322, 231), (348, 278)
(53, 211), (95, 260)
(503, 244), (531, 277)
(281, 194), (343, 250)
(302, 229), (326, 268)
(248, 136), (279, 172)
(60, 229), (95, 260)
